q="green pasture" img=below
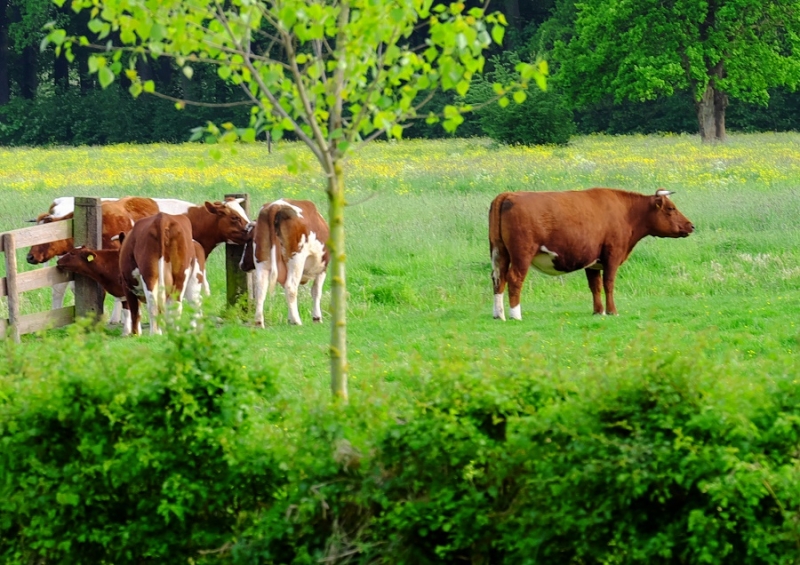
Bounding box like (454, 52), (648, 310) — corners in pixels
(0, 133), (798, 398)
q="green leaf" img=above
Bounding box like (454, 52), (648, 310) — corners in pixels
(143, 80), (155, 94)
(491, 24), (505, 46)
(98, 66), (115, 89)
(218, 66), (232, 80)
(240, 128), (257, 143)
(498, 96), (509, 108)
(182, 66), (194, 80)
(513, 90), (527, 104)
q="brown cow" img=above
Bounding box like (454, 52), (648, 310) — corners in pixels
(26, 197), (160, 264)
(489, 188), (694, 320)
(239, 199), (329, 326)
(185, 200), (251, 258)
(119, 213), (206, 336)
(56, 242), (209, 336)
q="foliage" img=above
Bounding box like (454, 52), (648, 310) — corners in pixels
(0, 319), (279, 564)
(467, 54), (574, 145)
(554, 0), (800, 107)
(3, 324), (800, 563)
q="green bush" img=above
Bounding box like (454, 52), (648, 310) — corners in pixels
(3, 327), (800, 564)
(466, 54), (576, 146)
(0, 320), (279, 564)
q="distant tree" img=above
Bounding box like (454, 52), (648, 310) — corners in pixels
(0, 0), (9, 105)
(553, 0), (800, 142)
(51, 0), (544, 401)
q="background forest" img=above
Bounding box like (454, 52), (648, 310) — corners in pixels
(2, 0), (799, 147)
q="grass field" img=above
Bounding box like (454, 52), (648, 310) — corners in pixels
(1, 133), (798, 401)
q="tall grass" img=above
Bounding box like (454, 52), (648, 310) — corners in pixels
(0, 134), (798, 401)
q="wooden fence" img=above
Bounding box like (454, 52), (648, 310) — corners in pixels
(0, 197), (103, 343)
(0, 194), (252, 342)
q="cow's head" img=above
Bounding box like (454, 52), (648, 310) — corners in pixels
(204, 201), (251, 245)
(648, 189), (694, 238)
(56, 246), (98, 274)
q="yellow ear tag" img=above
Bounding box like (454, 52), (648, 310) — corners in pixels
(87, 255), (94, 262)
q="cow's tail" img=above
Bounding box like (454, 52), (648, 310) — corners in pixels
(489, 193), (510, 291)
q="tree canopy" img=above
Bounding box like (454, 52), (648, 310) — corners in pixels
(553, 0), (800, 141)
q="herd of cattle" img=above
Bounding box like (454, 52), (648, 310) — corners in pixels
(26, 196), (329, 335)
(21, 187), (694, 335)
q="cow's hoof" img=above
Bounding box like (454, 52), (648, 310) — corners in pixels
(593, 311), (605, 316)
(312, 317), (322, 323)
(255, 321), (265, 328)
(493, 314), (506, 321)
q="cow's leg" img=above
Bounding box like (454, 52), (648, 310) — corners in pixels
(253, 261), (271, 328)
(603, 262), (620, 316)
(506, 253), (532, 322)
(141, 274), (161, 335)
(284, 251), (308, 325)
(120, 302), (132, 336)
(109, 298), (123, 324)
(491, 245), (510, 321)
(311, 271), (326, 323)
(52, 280), (72, 309)
(585, 269), (604, 315)
(126, 292), (141, 336)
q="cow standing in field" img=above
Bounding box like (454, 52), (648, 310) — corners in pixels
(119, 213), (205, 336)
(239, 199), (329, 327)
(489, 188), (694, 320)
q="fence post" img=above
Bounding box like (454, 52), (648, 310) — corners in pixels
(73, 197), (104, 319)
(225, 193), (253, 308)
(3, 233), (20, 343)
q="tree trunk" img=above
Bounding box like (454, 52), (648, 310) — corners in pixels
(503, 0), (522, 30)
(54, 49), (69, 92)
(695, 83), (727, 142)
(714, 88), (727, 142)
(77, 48), (93, 93)
(0, 0), (9, 105)
(20, 45), (37, 99)
(327, 161), (348, 402)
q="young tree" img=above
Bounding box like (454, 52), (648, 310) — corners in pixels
(553, 0), (800, 142)
(51, 0), (545, 401)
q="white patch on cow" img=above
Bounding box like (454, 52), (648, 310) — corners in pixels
(154, 198), (196, 215)
(302, 231), (326, 277)
(585, 260), (602, 270)
(267, 199), (303, 217)
(509, 304), (522, 321)
(46, 196), (117, 221)
(223, 198), (251, 223)
(493, 293), (506, 321)
(656, 189), (674, 198)
(129, 267), (144, 296)
(268, 244), (279, 295)
(532, 245), (567, 277)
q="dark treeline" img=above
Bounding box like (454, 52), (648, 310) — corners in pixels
(1, 0), (799, 147)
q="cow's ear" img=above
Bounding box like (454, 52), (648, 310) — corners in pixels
(653, 195), (664, 209)
(204, 201), (221, 215)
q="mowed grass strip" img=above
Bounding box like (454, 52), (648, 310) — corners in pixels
(0, 133), (798, 400)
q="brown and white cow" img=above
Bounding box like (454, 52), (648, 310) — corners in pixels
(184, 199), (251, 258)
(239, 199), (329, 326)
(56, 242), (209, 336)
(119, 213), (206, 336)
(489, 188), (694, 320)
